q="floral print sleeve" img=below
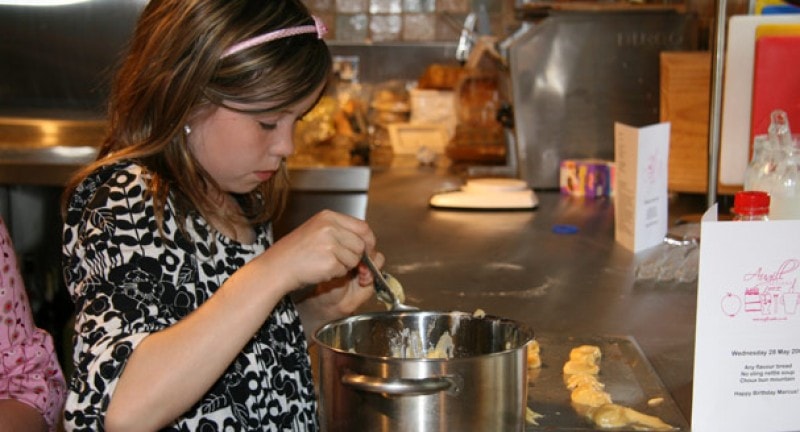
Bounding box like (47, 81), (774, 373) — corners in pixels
(1, 217), (67, 432)
(62, 162), (318, 431)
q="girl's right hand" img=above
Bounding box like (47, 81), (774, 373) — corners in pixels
(262, 209), (377, 293)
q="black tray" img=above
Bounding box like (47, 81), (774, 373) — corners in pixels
(526, 334), (690, 431)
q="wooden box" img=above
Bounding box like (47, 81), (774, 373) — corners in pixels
(659, 51), (712, 194)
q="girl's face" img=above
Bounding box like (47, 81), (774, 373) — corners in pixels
(187, 86), (323, 194)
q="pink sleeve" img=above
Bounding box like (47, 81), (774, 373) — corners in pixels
(1, 218), (67, 432)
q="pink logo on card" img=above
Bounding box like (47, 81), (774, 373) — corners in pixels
(720, 259), (800, 320)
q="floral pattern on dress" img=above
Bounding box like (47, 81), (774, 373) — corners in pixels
(1, 217), (67, 432)
(62, 162), (318, 431)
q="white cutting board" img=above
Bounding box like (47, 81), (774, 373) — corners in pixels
(719, 14), (800, 187)
(428, 178), (538, 210)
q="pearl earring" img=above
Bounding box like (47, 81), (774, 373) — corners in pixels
(183, 124), (192, 135)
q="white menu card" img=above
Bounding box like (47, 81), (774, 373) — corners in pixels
(613, 122), (670, 252)
(693, 205), (800, 432)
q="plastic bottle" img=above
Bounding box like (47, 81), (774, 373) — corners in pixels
(769, 139), (800, 220)
(743, 135), (776, 193)
(732, 191), (770, 221)
(760, 109), (800, 220)
(767, 109), (793, 150)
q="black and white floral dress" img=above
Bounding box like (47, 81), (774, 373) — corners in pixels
(62, 162), (318, 431)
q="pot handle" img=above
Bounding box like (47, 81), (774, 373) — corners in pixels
(342, 373), (453, 396)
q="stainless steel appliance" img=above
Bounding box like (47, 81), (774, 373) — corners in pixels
(506, 8), (698, 189)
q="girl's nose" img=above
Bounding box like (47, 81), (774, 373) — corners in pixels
(271, 127), (295, 157)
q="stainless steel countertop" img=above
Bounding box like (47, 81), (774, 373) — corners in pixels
(1, 114), (702, 425)
(359, 158), (705, 426)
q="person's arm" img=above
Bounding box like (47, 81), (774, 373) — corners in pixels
(104, 253), (295, 432)
(1, 217), (66, 432)
(0, 399), (48, 432)
(101, 210), (375, 432)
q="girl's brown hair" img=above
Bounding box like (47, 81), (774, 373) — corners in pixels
(62, 0), (332, 231)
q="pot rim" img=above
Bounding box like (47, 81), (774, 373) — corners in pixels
(312, 309), (535, 361)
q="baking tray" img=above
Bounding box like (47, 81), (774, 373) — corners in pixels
(525, 334), (689, 431)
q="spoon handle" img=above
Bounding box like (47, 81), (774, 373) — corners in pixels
(361, 254), (394, 304)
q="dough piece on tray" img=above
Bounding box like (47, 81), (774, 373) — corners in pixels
(565, 373), (604, 391)
(563, 359), (601, 376)
(571, 384), (613, 407)
(525, 338), (543, 425)
(562, 344), (676, 431)
(588, 403), (675, 431)
(527, 339), (542, 369)
(569, 344), (602, 364)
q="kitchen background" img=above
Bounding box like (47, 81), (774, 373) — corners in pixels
(0, 0), (748, 365)
(0, 0), (751, 116)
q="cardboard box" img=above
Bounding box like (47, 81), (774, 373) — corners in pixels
(559, 159), (614, 198)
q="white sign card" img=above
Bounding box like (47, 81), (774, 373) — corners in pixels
(692, 205), (800, 432)
(613, 122), (670, 252)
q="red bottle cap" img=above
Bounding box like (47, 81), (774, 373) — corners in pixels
(733, 191), (770, 215)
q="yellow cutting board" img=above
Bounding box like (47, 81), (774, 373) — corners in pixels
(755, 22), (800, 38)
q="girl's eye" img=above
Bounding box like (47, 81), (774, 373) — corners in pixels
(258, 121), (277, 131)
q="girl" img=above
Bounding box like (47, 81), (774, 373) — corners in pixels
(61, 1), (381, 430)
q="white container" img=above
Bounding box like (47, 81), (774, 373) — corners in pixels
(409, 88), (456, 139)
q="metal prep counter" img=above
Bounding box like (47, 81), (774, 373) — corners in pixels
(1, 123), (705, 427)
(358, 157), (706, 428)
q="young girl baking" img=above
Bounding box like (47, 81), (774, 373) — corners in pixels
(61, 1), (381, 430)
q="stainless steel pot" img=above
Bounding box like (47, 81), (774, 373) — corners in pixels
(313, 311), (534, 432)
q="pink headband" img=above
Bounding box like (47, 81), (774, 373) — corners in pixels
(221, 16), (327, 59)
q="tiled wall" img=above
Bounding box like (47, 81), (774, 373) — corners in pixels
(307, 0), (519, 42)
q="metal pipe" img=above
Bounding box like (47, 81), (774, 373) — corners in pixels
(707, 0), (728, 207)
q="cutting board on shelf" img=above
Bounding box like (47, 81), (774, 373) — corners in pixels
(719, 14), (800, 187)
(750, 34), (800, 145)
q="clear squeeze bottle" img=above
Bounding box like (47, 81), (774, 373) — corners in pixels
(743, 135), (776, 193)
(732, 191), (770, 221)
(769, 137), (800, 220)
(763, 109), (800, 220)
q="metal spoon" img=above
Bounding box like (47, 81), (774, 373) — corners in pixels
(361, 254), (418, 311)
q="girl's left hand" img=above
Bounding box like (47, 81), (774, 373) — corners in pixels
(295, 251), (384, 333)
